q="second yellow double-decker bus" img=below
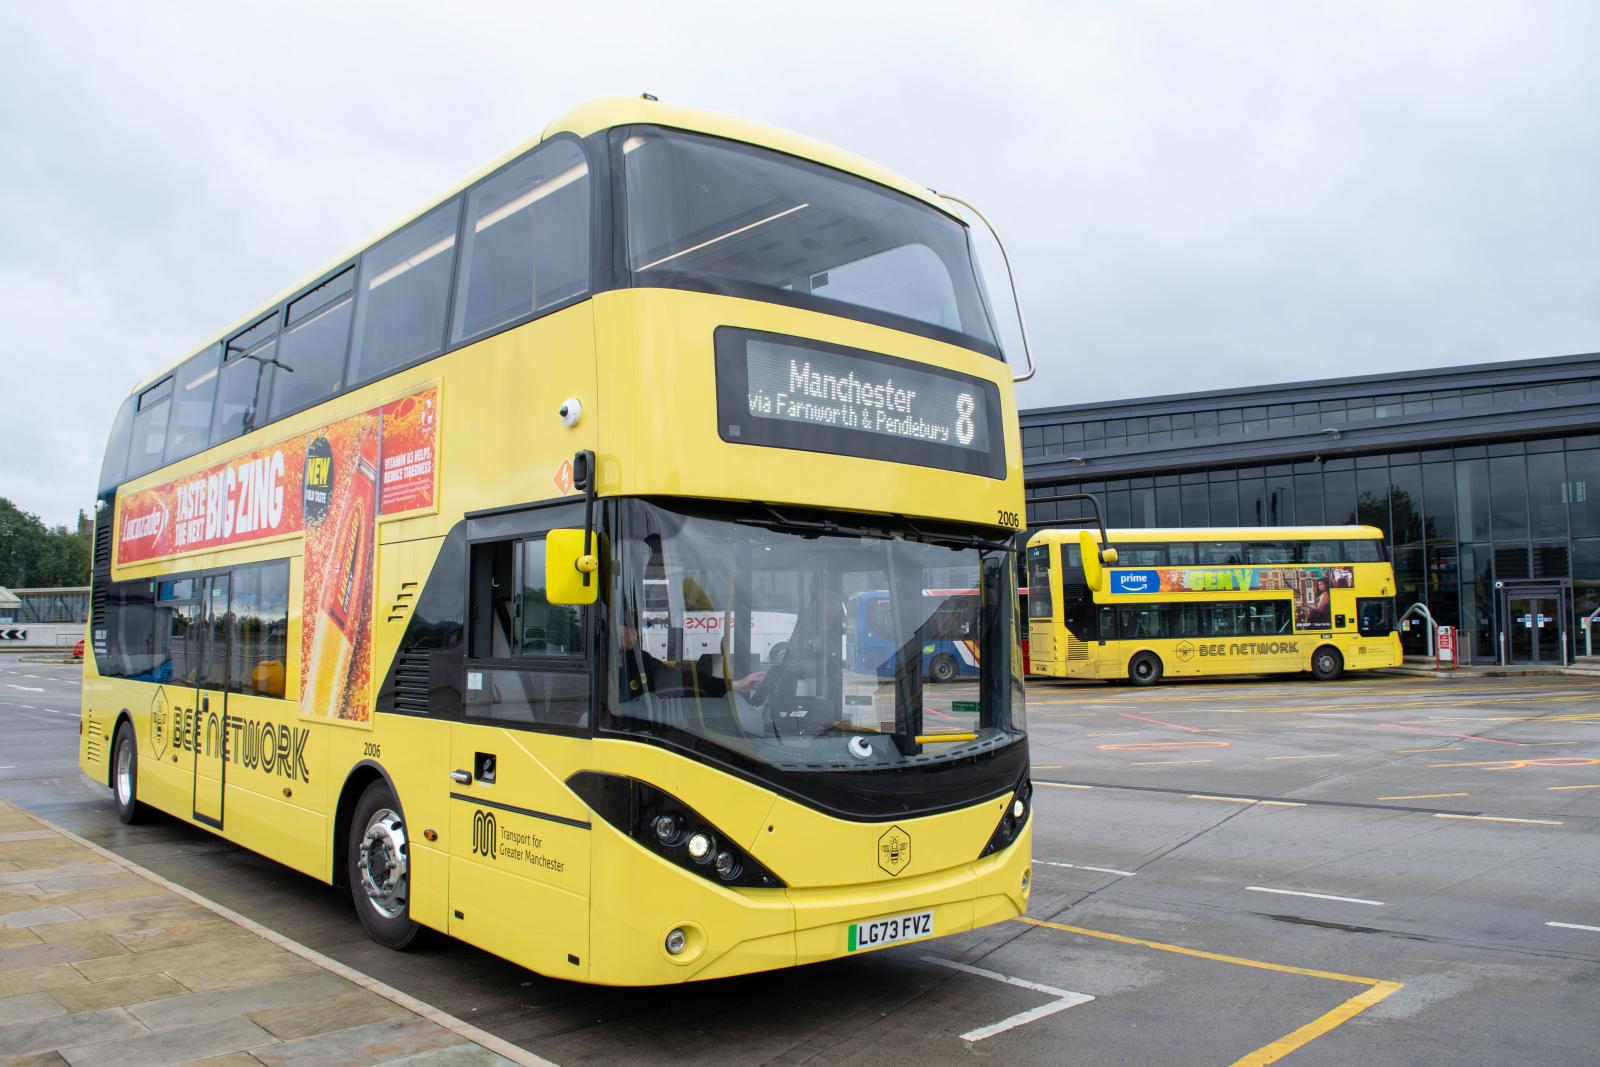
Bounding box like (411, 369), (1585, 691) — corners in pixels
(80, 97), (1033, 985)
(1027, 526), (1402, 684)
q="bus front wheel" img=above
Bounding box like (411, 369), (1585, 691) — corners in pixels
(1128, 652), (1163, 687)
(111, 722), (145, 825)
(928, 654), (959, 684)
(1311, 647), (1344, 681)
(348, 780), (421, 950)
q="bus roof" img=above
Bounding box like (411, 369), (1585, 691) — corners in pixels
(128, 96), (953, 398)
(1027, 525), (1385, 546)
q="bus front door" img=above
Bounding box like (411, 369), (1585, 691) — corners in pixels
(448, 528), (592, 977)
(192, 574), (229, 828)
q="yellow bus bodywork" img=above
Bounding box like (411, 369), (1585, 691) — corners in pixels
(83, 203), (1029, 982)
(1026, 526), (1403, 682)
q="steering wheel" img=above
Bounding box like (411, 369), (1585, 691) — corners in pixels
(749, 655), (790, 708)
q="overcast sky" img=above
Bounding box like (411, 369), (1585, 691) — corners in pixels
(3, 2), (1598, 528)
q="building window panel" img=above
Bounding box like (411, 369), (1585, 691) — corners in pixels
(1568, 449), (1600, 536)
(1527, 452), (1567, 540)
(1324, 470), (1357, 526)
(1456, 458), (1492, 541)
(1423, 461), (1457, 542)
(1489, 455), (1530, 540)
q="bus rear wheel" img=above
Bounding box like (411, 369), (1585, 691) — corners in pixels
(928, 654), (959, 684)
(1311, 647), (1344, 681)
(348, 780), (421, 950)
(111, 722), (145, 825)
(1128, 652), (1163, 687)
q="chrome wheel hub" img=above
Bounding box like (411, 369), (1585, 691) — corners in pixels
(115, 738), (133, 806)
(358, 808), (409, 919)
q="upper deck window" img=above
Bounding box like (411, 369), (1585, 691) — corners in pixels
(128, 377), (173, 479)
(452, 139), (591, 345)
(164, 346), (221, 464)
(621, 127), (1000, 357)
(269, 268), (356, 421)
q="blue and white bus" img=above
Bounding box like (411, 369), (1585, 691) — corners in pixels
(851, 588), (981, 683)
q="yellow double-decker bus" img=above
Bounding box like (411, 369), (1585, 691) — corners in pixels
(1027, 526), (1402, 685)
(80, 98), (1033, 985)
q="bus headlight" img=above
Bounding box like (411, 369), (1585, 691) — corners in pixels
(979, 775), (1033, 858)
(567, 771), (785, 889)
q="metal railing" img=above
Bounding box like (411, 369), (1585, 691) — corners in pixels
(1397, 602), (1437, 659)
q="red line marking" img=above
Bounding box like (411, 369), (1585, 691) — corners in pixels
(1381, 723), (1525, 746)
(1119, 711), (1201, 734)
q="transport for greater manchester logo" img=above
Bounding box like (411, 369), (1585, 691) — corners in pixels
(878, 825), (911, 876)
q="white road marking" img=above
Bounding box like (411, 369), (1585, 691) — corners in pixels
(6, 685), (43, 692)
(1433, 814), (1564, 826)
(924, 956), (1095, 1041)
(1188, 795), (1304, 807)
(1245, 886), (1385, 906)
(1547, 922), (1600, 933)
(1035, 782), (1094, 790)
(1035, 860), (1137, 877)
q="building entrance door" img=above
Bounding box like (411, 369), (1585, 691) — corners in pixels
(1503, 592), (1563, 666)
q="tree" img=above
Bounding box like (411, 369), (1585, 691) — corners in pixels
(0, 498), (92, 587)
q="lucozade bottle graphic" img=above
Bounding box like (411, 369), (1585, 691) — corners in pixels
(304, 432), (378, 717)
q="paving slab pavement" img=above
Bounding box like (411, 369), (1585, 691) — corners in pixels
(0, 798), (540, 1067)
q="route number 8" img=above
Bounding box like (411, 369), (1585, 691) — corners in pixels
(954, 394), (976, 446)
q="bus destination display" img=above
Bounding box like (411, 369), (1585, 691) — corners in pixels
(715, 328), (1004, 479)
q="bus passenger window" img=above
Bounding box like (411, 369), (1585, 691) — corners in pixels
(99, 396), (135, 492)
(164, 347), (221, 464)
(453, 140), (591, 345)
(270, 268), (355, 421)
(129, 377), (173, 478)
(212, 316), (279, 445)
(349, 200), (460, 386)
(1198, 542), (1243, 566)
(231, 561), (290, 698)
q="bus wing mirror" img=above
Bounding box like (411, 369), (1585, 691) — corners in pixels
(546, 529), (603, 606)
(1078, 530), (1114, 591)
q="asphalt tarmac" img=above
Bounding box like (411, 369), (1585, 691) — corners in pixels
(3, 654), (1597, 1065)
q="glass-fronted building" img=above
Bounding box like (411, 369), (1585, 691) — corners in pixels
(1022, 352), (1600, 666)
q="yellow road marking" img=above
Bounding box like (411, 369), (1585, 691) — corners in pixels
(1190, 794), (1259, 804)
(1264, 754), (1341, 760)
(1018, 916), (1387, 984)
(1016, 917), (1403, 1067)
(1034, 781), (1093, 790)
(1231, 981), (1406, 1067)
(1547, 784), (1600, 791)
(1032, 764), (1062, 770)
(1433, 813), (1563, 826)
(1378, 793), (1468, 800)
(1132, 759), (1213, 765)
